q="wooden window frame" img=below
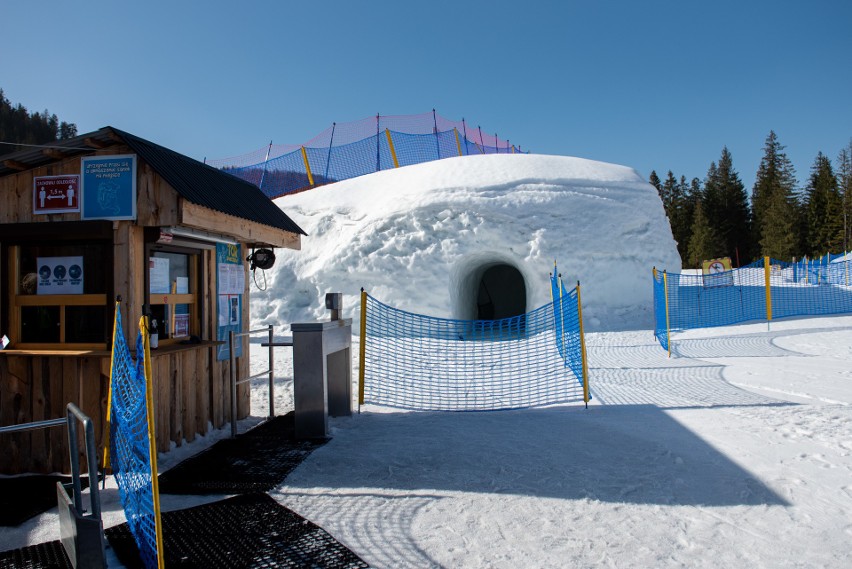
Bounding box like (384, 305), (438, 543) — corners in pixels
(6, 244), (109, 350)
(145, 244), (202, 347)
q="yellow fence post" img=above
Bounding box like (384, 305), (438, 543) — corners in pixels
(358, 288), (367, 410)
(576, 281), (591, 408)
(140, 315), (166, 569)
(663, 270), (671, 358)
(764, 256), (772, 330)
(385, 129), (400, 168)
(454, 127), (463, 157)
(300, 146), (315, 186)
(102, 300), (121, 472)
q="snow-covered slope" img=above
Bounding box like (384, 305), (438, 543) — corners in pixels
(253, 153), (681, 331)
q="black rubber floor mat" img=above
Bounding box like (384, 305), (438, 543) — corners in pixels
(105, 493), (368, 569)
(0, 540), (72, 569)
(0, 475), (92, 527)
(158, 413), (327, 495)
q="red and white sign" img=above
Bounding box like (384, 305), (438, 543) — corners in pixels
(33, 175), (80, 214)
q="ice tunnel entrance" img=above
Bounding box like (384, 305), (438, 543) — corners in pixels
(477, 265), (527, 320)
(451, 255), (529, 321)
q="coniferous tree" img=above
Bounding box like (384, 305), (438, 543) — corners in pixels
(687, 199), (721, 267)
(837, 141), (852, 252)
(702, 147), (751, 265)
(649, 170), (663, 201)
(752, 131), (800, 258)
(803, 152), (843, 255)
(0, 89), (77, 157)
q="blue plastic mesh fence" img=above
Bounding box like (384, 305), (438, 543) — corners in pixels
(209, 112), (525, 199)
(653, 253), (852, 350)
(108, 307), (160, 569)
(361, 284), (586, 412)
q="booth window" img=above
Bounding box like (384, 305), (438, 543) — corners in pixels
(8, 242), (110, 348)
(146, 248), (200, 346)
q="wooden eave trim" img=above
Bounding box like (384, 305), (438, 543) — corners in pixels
(3, 159), (28, 171)
(84, 137), (108, 149)
(179, 199), (301, 250)
(42, 148), (65, 160)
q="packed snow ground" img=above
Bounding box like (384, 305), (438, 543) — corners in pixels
(4, 316), (851, 568)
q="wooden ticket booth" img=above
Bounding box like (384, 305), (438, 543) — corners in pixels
(0, 127), (305, 474)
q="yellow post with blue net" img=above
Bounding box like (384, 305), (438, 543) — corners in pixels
(300, 146), (314, 186)
(663, 270), (671, 358)
(358, 288), (367, 410)
(454, 127), (463, 156)
(576, 281), (591, 408)
(764, 256), (772, 330)
(102, 300), (121, 472)
(385, 129), (400, 168)
(140, 315), (166, 569)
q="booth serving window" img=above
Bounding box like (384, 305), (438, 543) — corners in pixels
(146, 247), (200, 346)
(7, 241), (110, 348)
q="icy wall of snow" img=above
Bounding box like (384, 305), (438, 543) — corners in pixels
(251, 153), (681, 332)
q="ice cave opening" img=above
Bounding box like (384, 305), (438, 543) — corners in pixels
(452, 256), (529, 321)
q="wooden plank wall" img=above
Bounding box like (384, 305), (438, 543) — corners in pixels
(0, 343), (254, 473)
(0, 355), (107, 474)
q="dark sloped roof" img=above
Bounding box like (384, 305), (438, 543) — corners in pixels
(109, 128), (306, 235)
(0, 127), (306, 236)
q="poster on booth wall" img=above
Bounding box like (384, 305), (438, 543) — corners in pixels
(81, 155), (137, 221)
(33, 175), (80, 214)
(216, 243), (243, 361)
(37, 256), (84, 295)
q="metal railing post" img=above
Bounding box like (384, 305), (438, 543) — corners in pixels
(229, 330), (238, 437)
(66, 403), (101, 519)
(268, 324), (275, 419)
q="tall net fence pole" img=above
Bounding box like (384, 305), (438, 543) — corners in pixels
(576, 281), (591, 408)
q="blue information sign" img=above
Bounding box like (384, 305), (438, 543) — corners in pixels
(81, 155), (137, 220)
(216, 243), (243, 361)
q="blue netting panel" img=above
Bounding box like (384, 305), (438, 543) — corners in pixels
(769, 257), (852, 319)
(550, 276), (586, 390)
(109, 308), (160, 569)
(210, 112), (525, 198)
(362, 293), (585, 411)
(652, 254), (852, 350)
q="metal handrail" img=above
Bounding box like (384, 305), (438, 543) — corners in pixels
(65, 403), (102, 520)
(228, 324), (293, 437)
(0, 417), (66, 435)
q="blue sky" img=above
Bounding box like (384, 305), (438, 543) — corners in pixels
(2, 0), (850, 191)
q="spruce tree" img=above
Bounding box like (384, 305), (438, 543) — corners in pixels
(702, 147), (751, 265)
(837, 141), (852, 252)
(0, 89), (77, 157)
(803, 152), (843, 255)
(752, 131), (799, 258)
(649, 170), (663, 201)
(687, 199), (721, 267)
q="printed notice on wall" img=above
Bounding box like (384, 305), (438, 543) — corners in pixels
(216, 243), (243, 360)
(37, 256), (84, 295)
(34, 175), (80, 214)
(81, 155), (137, 221)
(149, 257), (170, 294)
(217, 263), (245, 295)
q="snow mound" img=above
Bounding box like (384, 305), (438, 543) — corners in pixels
(252, 153), (681, 332)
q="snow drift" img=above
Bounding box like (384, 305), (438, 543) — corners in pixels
(252, 153), (681, 332)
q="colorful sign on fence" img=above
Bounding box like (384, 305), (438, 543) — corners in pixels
(702, 257), (734, 288)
